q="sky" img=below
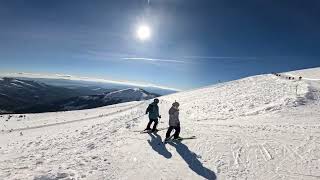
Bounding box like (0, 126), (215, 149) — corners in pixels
(0, 0), (320, 90)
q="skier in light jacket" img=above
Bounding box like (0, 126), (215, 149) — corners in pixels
(165, 101), (181, 140)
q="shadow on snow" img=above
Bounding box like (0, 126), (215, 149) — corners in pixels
(147, 133), (172, 159)
(168, 141), (216, 180)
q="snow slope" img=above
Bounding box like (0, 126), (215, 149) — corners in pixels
(1, 67), (320, 180)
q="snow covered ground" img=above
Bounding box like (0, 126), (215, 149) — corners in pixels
(1, 67), (320, 180)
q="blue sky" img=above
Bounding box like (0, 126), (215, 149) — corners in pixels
(1, 0), (320, 90)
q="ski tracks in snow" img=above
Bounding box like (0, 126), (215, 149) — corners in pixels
(0, 101), (150, 180)
(190, 118), (320, 180)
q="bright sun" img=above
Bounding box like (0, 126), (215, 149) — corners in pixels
(136, 25), (151, 41)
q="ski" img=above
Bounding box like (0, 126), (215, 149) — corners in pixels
(133, 127), (168, 134)
(163, 134), (175, 144)
(163, 135), (196, 143)
(178, 135), (196, 140)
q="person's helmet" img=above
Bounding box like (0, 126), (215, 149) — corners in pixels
(154, 98), (159, 103)
(172, 101), (180, 107)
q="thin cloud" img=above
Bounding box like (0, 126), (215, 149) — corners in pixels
(121, 57), (187, 64)
(183, 56), (258, 60)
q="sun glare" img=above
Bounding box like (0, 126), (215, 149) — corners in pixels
(137, 25), (151, 41)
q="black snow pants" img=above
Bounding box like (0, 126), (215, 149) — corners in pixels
(146, 118), (158, 130)
(165, 125), (180, 139)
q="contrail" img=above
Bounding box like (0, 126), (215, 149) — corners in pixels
(122, 57), (187, 64)
(183, 56), (258, 60)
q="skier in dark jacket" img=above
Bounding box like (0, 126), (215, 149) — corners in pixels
(165, 101), (181, 140)
(145, 98), (161, 132)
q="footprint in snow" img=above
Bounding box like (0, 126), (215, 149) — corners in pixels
(87, 143), (96, 150)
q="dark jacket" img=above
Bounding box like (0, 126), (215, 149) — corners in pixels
(146, 102), (160, 120)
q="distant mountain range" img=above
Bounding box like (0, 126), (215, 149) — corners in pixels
(0, 74), (178, 95)
(32, 78), (177, 96)
(0, 77), (159, 114)
(20, 88), (158, 113)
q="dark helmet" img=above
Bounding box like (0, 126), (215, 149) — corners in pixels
(172, 101), (180, 107)
(154, 98), (159, 103)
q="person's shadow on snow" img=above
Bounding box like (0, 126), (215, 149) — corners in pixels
(168, 141), (216, 180)
(147, 133), (172, 159)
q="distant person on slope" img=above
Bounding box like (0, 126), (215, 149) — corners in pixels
(165, 101), (181, 141)
(145, 98), (161, 132)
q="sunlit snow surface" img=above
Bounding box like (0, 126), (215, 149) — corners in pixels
(1, 68), (320, 180)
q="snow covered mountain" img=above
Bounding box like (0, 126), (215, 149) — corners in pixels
(0, 77), (77, 113)
(0, 67), (320, 180)
(0, 77), (113, 114)
(48, 88), (158, 111)
(0, 73), (178, 95)
(0, 77), (158, 113)
(102, 88), (157, 101)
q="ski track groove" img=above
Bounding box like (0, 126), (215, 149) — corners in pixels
(259, 144), (271, 161)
